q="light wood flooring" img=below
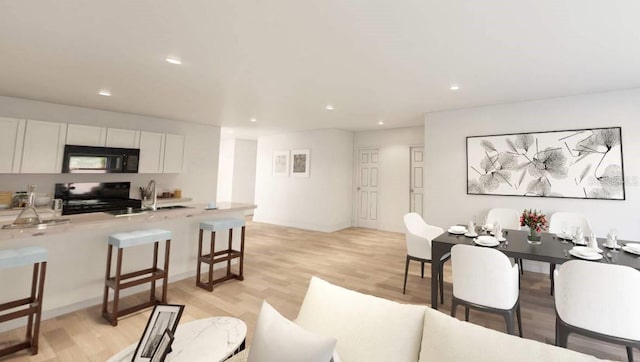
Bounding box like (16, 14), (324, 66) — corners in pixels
(0, 219), (633, 361)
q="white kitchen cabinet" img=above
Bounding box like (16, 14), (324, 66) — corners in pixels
(162, 133), (185, 173)
(66, 124), (107, 146)
(0, 117), (25, 173)
(138, 131), (165, 173)
(106, 128), (140, 148)
(21, 120), (67, 173)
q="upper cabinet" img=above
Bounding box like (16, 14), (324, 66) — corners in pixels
(21, 120), (67, 173)
(162, 134), (185, 173)
(138, 131), (165, 174)
(66, 124), (107, 146)
(0, 118), (184, 174)
(106, 128), (140, 149)
(0, 117), (25, 173)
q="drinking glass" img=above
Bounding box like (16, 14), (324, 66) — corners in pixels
(51, 199), (63, 219)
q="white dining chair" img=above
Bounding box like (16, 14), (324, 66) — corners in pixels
(450, 244), (522, 336)
(554, 260), (640, 362)
(548, 212), (594, 295)
(486, 208), (524, 275)
(402, 213), (450, 304)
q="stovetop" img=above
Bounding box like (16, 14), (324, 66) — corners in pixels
(62, 198), (142, 215)
(55, 182), (143, 215)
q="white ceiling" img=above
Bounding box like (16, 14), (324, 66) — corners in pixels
(1, 1), (640, 132)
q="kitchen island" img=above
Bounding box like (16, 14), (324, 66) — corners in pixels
(0, 202), (256, 332)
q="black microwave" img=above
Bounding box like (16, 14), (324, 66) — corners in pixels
(62, 145), (140, 173)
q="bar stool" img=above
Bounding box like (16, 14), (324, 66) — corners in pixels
(102, 229), (171, 326)
(0, 246), (47, 357)
(196, 218), (245, 291)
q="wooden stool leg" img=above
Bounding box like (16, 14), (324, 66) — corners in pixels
(111, 248), (123, 326)
(31, 262), (46, 354)
(208, 231), (215, 289)
(227, 228), (233, 277)
(102, 244), (113, 317)
(25, 263), (39, 343)
(196, 229), (203, 286)
(239, 226), (245, 280)
(162, 239), (170, 303)
(151, 242), (158, 302)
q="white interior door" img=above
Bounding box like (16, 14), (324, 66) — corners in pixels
(357, 149), (379, 228)
(410, 146), (425, 217)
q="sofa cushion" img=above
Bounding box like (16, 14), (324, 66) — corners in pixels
(419, 307), (607, 362)
(295, 277), (426, 362)
(248, 301), (337, 362)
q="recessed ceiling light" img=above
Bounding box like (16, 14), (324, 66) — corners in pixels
(325, 104), (334, 110)
(378, 121), (384, 125)
(165, 57), (182, 65)
(250, 118), (257, 123)
(98, 90), (111, 97)
(449, 84), (460, 91)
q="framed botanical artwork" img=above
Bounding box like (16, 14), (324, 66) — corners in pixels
(273, 150), (289, 176)
(150, 329), (175, 362)
(133, 304), (185, 361)
(291, 149), (310, 177)
(466, 127), (624, 200)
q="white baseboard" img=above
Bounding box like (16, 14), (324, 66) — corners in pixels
(252, 216), (351, 233)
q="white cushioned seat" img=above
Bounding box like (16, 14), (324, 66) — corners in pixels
(108, 229), (172, 248)
(200, 218), (245, 232)
(420, 307), (605, 362)
(295, 276), (426, 362)
(0, 246), (48, 269)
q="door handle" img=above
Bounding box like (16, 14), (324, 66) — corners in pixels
(357, 187), (361, 191)
(410, 189), (414, 193)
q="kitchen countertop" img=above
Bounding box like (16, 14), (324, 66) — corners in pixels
(0, 202), (256, 241)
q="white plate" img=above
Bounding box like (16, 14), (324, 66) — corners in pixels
(624, 243), (640, 253)
(448, 228), (467, 235)
(464, 232), (478, 237)
(449, 225), (466, 232)
(623, 245), (640, 256)
(475, 236), (499, 247)
(556, 233), (574, 240)
(569, 249), (603, 260)
(572, 238), (587, 246)
(603, 244), (622, 250)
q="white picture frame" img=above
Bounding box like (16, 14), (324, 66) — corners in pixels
(273, 150), (289, 176)
(290, 149), (310, 177)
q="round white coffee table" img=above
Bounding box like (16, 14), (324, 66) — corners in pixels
(108, 316), (247, 361)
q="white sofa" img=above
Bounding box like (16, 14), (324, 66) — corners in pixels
(229, 277), (608, 362)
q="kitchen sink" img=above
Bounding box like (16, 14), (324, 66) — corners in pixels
(156, 205), (193, 210)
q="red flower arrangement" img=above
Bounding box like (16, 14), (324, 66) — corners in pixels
(520, 209), (547, 233)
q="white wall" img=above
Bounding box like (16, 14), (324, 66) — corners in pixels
(231, 139), (257, 206)
(217, 138), (235, 202)
(0, 96), (220, 203)
(354, 126), (424, 232)
(253, 129), (353, 232)
(424, 89), (640, 255)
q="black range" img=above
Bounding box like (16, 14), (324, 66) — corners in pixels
(55, 182), (142, 215)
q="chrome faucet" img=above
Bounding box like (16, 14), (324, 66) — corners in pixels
(142, 180), (157, 211)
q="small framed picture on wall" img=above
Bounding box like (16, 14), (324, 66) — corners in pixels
(273, 150), (290, 176)
(291, 149), (310, 177)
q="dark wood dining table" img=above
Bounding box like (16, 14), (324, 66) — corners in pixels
(430, 229), (640, 309)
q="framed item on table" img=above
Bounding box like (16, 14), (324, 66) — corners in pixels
(132, 304), (184, 361)
(150, 328), (175, 362)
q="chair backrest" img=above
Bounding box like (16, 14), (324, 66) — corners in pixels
(548, 212), (592, 235)
(403, 213), (444, 260)
(486, 208), (521, 230)
(451, 244), (519, 309)
(554, 260), (640, 341)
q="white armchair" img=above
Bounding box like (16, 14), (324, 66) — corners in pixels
(402, 213), (449, 303)
(450, 244), (522, 336)
(554, 260), (640, 362)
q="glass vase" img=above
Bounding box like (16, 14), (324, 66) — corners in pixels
(527, 226), (542, 245)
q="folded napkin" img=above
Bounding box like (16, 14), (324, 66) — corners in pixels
(572, 247), (599, 258)
(625, 243), (640, 252)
